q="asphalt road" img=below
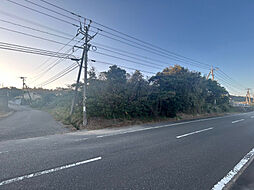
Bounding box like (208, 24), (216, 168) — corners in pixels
(0, 110), (253, 189)
(0, 104), (68, 142)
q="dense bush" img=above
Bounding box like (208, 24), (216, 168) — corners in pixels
(32, 65), (230, 127)
(84, 65), (229, 119)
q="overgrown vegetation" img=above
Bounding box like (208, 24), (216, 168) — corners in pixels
(31, 65), (230, 129)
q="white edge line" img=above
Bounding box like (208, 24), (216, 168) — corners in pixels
(74, 138), (88, 142)
(211, 147), (254, 190)
(176, 127), (213, 139)
(96, 114), (237, 138)
(232, 119), (245, 124)
(0, 156), (102, 186)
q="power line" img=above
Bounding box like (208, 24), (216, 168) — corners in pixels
(32, 47), (79, 85)
(90, 23), (211, 68)
(0, 18), (76, 41)
(31, 36), (81, 80)
(0, 9), (74, 38)
(0, 41), (75, 59)
(33, 0), (246, 91)
(89, 59), (156, 75)
(5, 0), (79, 27)
(92, 26), (211, 68)
(93, 42), (209, 70)
(32, 55), (72, 84)
(39, 63), (78, 87)
(6, 0), (211, 70)
(22, 0), (211, 69)
(23, 0), (81, 24)
(0, 9), (185, 83)
(0, 26), (76, 47)
(0, 18), (210, 74)
(39, 0), (83, 18)
(215, 71), (245, 91)
(91, 30), (210, 70)
(0, 14), (81, 81)
(92, 51), (163, 70)
(37, 0), (212, 68)
(216, 76), (243, 95)
(93, 46), (172, 69)
(4, 0), (246, 92)
(39, 63), (76, 86)
(217, 69), (246, 89)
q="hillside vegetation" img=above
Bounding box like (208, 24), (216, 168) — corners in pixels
(31, 65), (230, 129)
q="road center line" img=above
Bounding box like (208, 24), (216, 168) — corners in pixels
(211, 147), (254, 190)
(232, 119), (245, 124)
(74, 138), (88, 142)
(0, 156), (102, 186)
(0, 151), (8, 154)
(176, 127), (213, 139)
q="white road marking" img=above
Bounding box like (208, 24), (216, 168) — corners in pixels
(0, 156), (102, 186)
(176, 127), (213, 139)
(0, 151), (8, 154)
(96, 115), (231, 138)
(212, 147), (254, 190)
(74, 138), (88, 142)
(232, 119), (245, 124)
(251, 116), (254, 118)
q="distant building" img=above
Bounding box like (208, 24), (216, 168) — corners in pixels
(24, 92), (41, 101)
(0, 90), (9, 112)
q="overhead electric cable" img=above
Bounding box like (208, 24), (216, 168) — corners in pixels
(5, 0), (79, 27)
(0, 26), (76, 46)
(0, 42), (75, 59)
(89, 59), (156, 75)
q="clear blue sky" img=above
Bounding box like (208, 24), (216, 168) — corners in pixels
(0, 0), (254, 96)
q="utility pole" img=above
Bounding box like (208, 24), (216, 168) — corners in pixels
(20, 77), (26, 89)
(20, 76), (26, 101)
(70, 19), (98, 126)
(207, 66), (219, 80)
(207, 66), (219, 81)
(246, 88), (251, 104)
(211, 66), (215, 81)
(80, 23), (90, 126)
(69, 58), (83, 116)
(207, 66), (217, 81)
(19, 77), (32, 104)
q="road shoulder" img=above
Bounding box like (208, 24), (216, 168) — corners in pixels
(231, 160), (254, 190)
(0, 110), (14, 119)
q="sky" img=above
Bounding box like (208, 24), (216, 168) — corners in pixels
(0, 0), (254, 96)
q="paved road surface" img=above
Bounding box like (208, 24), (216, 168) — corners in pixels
(0, 111), (253, 189)
(0, 104), (68, 142)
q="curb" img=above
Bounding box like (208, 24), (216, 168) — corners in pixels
(225, 155), (254, 190)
